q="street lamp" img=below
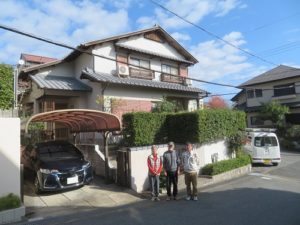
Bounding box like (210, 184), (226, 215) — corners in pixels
(14, 59), (25, 109)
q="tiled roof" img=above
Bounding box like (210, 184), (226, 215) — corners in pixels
(80, 68), (207, 95)
(115, 43), (194, 64)
(21, 53), (57, 64)
(240, 65), (300, 87)
(30, 74), (92, 91)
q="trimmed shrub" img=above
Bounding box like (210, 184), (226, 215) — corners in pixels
(0, 193), (21, 212)
(122, 112), (168, 146)
(122, 109), (246, 146)
(167, 112), (200, 143)
(201, 154), (251, 176)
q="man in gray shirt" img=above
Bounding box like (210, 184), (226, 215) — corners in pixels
(163, 141), (180, 200)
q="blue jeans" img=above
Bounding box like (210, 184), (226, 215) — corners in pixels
(149, 175), (160, 197)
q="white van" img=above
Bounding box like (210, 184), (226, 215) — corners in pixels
(243, 128), (281, 166)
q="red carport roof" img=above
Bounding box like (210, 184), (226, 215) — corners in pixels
(25, 109), (121, 133)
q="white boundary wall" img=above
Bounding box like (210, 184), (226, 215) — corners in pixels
(0, 118), (20, 197)
(128, 140), (230, 193)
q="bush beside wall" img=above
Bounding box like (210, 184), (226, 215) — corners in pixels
(0, 194), (21, 212)
(201, 154), (251, 176)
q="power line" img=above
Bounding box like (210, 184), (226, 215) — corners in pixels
(0, 23), (239, 90)
(244, 12), (300, 34)
(149, 0), (278, 67)
(1, 23), (300, 97)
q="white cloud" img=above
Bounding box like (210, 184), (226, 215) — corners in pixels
(138, 0), (243, 29)
(171, 32), (191, 42)
(0, 0), (131, 64)
(189, 31), (253, 83)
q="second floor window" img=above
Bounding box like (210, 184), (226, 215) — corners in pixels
(274, 83), (295, 97)
(130, 57), (150, 69)
(247, 89), (263, 99)
(162, 64), (178, 75)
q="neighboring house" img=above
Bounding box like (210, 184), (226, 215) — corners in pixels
(20, 53), (57, 68)
(18, 26), (207, 139)
(231, 65), (300, 127)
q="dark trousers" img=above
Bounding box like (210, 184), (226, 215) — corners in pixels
(166, 171), (178, 197)
(149, 175), (160, 197)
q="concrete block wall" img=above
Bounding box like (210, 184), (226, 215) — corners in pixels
(0, 118), (21, 197)
(128, 140), (230, 193)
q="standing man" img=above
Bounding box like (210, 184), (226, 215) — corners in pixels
(163, 141), (180, 200)
(181, 142), (200, 201)
(147, 145), (163, 201)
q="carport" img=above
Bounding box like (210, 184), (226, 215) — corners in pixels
(25, 109), (121, 182)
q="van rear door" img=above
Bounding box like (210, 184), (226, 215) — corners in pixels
(253, 134), (280, 163)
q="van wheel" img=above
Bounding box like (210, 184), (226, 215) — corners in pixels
(34, 176), (42, 194)
(272, 162), (279, 166)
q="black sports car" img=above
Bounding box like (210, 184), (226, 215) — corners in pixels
(22, 140), (93, 194)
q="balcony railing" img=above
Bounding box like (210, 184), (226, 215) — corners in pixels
(129, 68), (154, 80)
(161, 73), (184, 84)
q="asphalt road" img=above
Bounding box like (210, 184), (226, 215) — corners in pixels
(15, 150), (300, 225)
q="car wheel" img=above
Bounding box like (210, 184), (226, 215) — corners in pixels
(272, 162), (279, 166)
(34, 176), (42, 194)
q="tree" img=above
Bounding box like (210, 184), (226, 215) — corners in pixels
(0, 64), (13, 110)
(261, 100), (289, 127)
(207, 96), (228, 109)
(152, 98), (176, 113)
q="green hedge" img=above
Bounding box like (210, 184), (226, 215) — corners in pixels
(122, 112), (168, 146)
(201, 154), (251, 176)
(0, 193), (21, 212)
(167, 112), (200, 143)
(122, 109), (246, 146)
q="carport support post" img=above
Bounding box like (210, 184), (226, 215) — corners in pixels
(104, 131), (110, 183)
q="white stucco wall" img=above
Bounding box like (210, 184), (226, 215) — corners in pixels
(129, 140), (230, 193)
(0, 118), (20, 197)
(74, 53), (93, 79)
(93, 42), (116, 74)
(117, 35), (185, 61)
(37, 62), (74, 77)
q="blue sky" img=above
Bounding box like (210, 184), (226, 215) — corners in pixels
(0, 0), (299, 101)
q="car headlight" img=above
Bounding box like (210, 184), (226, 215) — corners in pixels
(82, 162), (91, 169)
(40, 168), (59, 174)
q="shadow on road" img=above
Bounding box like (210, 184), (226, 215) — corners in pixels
(17, 187), (300, 225)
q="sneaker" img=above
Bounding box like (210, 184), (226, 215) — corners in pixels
(185, 196), (191, 201)
(193, 196), (198, 201)
(173, 196), (177, 200)
(156, 197), (160, 201)
(151, 197), (156, 201)
(166, 196), (171, 201)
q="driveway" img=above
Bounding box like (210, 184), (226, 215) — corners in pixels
(23, 176), (142, 220)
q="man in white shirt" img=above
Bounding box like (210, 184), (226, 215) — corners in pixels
(181, 142), (200, 201)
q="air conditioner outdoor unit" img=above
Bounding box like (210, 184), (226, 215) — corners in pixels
(184, 78), (192, 86)
(117, 64), (129, 77)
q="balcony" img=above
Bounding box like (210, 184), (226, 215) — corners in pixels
(161, 73), (184, 84)
(129, 67), (154, 80)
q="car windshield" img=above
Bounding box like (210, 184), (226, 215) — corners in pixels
(254, 136), (278, 147)
(38, 143), (82, 159)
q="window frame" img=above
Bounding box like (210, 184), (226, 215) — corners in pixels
(129, 57), (150, 69)
(273, 83), (295, 97)
(161, 64), (179, 75)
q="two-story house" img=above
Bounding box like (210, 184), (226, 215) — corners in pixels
(18, 26), (207, 139)
(231, 65), (300, 127)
